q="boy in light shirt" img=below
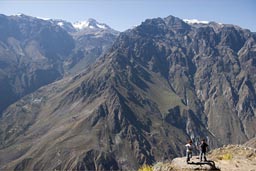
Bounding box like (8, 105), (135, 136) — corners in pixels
(185, 139), (193, 163)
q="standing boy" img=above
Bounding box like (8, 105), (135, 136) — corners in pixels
(199, 139), (208, 162)
(185, 140), (193, 163)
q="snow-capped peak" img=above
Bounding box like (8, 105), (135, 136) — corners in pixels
(12, 13), (23, 16)
(72, 18), (109, 30)
(96, 23), (106, 29)
(57, 22), (64, 26)
(73, 20), (90, 29)
(183, 19), (209, 25)
(36, 16), (51, 21)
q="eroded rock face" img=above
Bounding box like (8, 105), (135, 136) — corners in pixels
(0, 15), (256, 170)
(74, 150), (119, 171)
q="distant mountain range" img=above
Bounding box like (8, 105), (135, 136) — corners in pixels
(0, 14), (256, 171)
(0, 14), (119, 114)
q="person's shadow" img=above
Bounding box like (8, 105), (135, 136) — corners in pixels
(187, 160), (220, 170)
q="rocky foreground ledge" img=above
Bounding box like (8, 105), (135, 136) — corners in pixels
(150, 145), (256, 171)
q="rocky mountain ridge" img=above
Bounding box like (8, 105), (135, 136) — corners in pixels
(0, 15), (256, 170)
(0, 14), (118, 114)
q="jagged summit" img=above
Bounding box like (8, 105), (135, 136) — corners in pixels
(183, 19), (210, 24)
(181, 17), (249, 33)
(9, 13), (51, 21)
(6, 14), (114, 33)
(11, 13), (25, 17)
(72, 18), (111, 30)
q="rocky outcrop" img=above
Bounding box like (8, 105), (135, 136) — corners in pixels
(152, 145), (256, 171)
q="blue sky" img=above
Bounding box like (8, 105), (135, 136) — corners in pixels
(0, 0), (255, 32)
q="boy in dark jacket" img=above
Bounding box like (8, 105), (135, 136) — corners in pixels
(199, 139), (208, 162)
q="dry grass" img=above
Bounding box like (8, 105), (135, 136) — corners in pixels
(138, 164), (153, 171)
(208, 144), (256, 161)
(221, 153), (233, 160)
(152, 162), (176, 171)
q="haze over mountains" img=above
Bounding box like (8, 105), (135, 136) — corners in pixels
(0, 14), (256, 170)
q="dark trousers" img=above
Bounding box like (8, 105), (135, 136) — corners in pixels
(186, 151), (192, 162)
(200, 151), (207, 161)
